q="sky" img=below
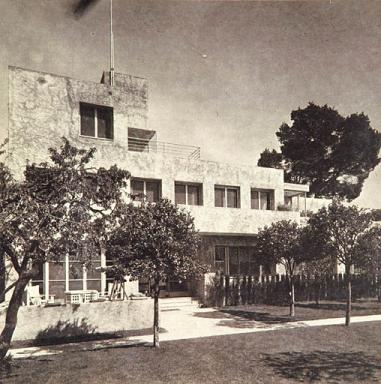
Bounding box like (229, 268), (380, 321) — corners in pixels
(0, 0), (380, 207)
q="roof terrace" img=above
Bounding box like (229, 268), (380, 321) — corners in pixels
(127, 128), (200, 160)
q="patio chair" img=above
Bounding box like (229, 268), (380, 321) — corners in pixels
(25, 285), (55, 306)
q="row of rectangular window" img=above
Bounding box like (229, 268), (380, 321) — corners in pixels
(130, 178), (275, 210)
(78, 103), (274, 210)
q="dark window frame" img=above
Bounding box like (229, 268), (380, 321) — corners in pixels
(214, 246), (262, 276)
(251, 188), (275, 210)
(131, 178), (162, 203)
(80, 102), (114, 140)
(214, 185), (240, 208)
(174, 182), (203, 206)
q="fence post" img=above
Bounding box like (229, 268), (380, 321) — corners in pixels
(237, 276), (242, 305)
(224, 275), (229, 307)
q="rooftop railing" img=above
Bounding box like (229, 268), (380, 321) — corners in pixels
(128, 137), (201, 160)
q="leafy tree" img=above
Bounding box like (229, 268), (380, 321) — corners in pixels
(371, 209), (381, 222)
(0, 138), (129, 358)
(257, 149), (283, 169)
(256, 220), (304, 316)
(355, 226), (381, 302)
(305, 201), (373, 325)
(299, 227), (336, 306)
(257, 103), (381, 200)
(107, 199), (208, 347)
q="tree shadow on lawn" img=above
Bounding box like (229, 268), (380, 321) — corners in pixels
(263, 351), (381, 382)
(193, 310), (293, 328)
(29, 319), (166, 348)
(221, 309), (292, 324)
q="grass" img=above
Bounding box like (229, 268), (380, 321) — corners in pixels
(2, 321), (381, 383)
(193, 300), (381, 328)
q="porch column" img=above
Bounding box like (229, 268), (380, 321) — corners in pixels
(26, 280), (32, 306)
(83, 265), (87, 290)
(304, 192), (307, 212)
(65, 254), (69, 292)
(43, 262), (49, 298)
(100, 248), (106, 296)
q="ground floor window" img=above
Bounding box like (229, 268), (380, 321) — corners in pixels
(30, 255), (103, 301)
(214, 246), (261, 276)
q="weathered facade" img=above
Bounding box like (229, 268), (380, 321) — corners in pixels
(7, 66), (325, 299)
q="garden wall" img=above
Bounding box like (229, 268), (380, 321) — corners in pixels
(0, 299), (153, 342)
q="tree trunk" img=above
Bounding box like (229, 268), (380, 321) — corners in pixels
(315, 277), (321, 307)
(345, 266), (351, 326)
(153, 280), (160, 348)
(290, 278), (295, 317)
(315, 280), (321, 307)
(0, 246), (5, 303)
(0, 274), (30, 359)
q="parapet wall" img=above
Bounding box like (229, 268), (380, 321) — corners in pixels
(0, 299), (153, 341)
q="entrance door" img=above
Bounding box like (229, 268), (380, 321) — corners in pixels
(160, 279), (190, 298)
(139, 278), (190, 297)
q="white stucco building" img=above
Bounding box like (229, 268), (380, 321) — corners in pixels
(6, 66), (330, 299)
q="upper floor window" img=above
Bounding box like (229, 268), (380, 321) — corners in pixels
(131, 178), (161, 202)
(251, 189), (274, 210)
(215, 185), (240, 208)
(175, 182), (203, 206)
(80, 103), (113, 140)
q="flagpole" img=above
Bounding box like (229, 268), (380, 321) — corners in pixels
(110, 0), (114, 86)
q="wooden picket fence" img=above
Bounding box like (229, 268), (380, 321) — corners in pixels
(204, 274), (381, 307)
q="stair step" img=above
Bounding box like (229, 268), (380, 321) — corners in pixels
(159, 297), (198, 309)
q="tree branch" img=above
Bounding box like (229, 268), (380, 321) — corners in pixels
(2, 243), (21, 274)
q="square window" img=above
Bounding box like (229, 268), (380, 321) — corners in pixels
(80, 103), (113, 140)
(175, 182), (203, 206)
(215, 186), (240, 208)
(251, 189), (274, 210)
(131, 179), (161, 203)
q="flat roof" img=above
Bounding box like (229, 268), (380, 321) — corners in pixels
(284, 182), (309, 193)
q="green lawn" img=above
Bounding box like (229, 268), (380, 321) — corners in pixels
(3, 321), (381, 383)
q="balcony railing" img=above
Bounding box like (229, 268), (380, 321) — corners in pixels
(128, 137), (200, 160)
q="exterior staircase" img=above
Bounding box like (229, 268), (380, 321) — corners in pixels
(159, 297), (199, 311)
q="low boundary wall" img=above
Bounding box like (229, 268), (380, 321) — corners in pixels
(0, 299), (154, 341)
